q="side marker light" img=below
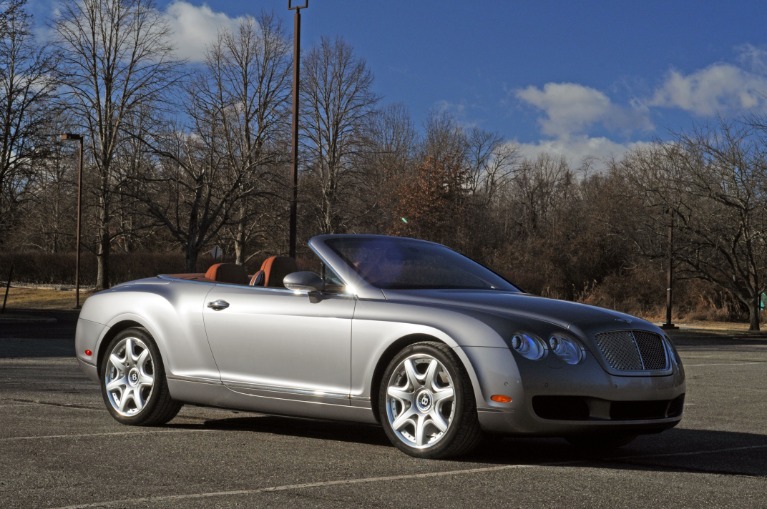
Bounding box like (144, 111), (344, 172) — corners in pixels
(491, 395), (512, 403)
(84, 349), (93, 357)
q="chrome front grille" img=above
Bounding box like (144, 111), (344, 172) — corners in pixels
(593, 330), (669, 372)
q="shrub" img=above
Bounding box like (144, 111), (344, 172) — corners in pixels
(0, 252), (222, 286)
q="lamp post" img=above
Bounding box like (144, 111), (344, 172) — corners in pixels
(662, 208), (677, 330)
(288, 0), (308, 258)
(60, 133), (84, 309)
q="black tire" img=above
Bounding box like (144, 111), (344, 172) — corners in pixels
(565, 433), (637, 449)
(378, 341), (482, 459)
(99, 327), (182, 426)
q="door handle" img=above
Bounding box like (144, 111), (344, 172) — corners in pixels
(207, 299), (230, 311)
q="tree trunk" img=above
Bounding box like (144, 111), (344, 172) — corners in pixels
(234, 205), (245, 265)
(96, 199), (110, 290)
(749, 295), (761, 332)
(185, 243), (199, 273)
(96, 231), (110, 290)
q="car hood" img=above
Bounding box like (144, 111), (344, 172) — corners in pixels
(380, 289), (656, 335)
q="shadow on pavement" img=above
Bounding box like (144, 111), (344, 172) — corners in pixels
(169, 414), (766, 478)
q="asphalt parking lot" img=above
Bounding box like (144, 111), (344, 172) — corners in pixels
(1, 310), (766, 508)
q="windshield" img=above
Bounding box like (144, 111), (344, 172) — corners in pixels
(326, 237), (519, 291)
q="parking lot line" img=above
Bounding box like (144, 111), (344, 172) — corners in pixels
(51, 463), (548, 509)
(683, 362), (763, 367)
(0, 428), (216, 442)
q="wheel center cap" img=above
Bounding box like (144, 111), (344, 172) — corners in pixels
(128, 369), (140, 387)
(415, 390), (433, 412)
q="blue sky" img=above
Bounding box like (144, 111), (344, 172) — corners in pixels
(29, 0), (767, 167)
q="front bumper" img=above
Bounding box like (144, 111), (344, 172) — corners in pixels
(461, 345), (686, 436)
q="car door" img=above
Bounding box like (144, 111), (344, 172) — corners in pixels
(201, 283), (355, 401)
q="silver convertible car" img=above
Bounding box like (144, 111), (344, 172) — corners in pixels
(75, 234), (685, 458)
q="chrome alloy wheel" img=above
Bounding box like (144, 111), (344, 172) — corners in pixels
(385, 353), (456, 449)
(104, 336), (155, 417)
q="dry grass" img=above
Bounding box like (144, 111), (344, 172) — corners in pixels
(669, 320), (752, 332)
(1, 286), (91, 310)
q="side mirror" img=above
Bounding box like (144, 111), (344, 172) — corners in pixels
(283, 271), (325, 293)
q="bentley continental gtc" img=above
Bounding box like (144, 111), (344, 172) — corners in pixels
(75, 234), (685, 458)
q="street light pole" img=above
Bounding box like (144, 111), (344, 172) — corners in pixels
(288, 0), (308, 258)
(662, 208), (678, 330)
(61, 133), (84, 309)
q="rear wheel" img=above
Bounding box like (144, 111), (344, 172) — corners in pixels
(100, 327), (182, 425)
(379, 342), (482, 459)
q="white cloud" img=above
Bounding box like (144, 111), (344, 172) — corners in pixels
(650, 63), (767, 116)
(516, 82), (652, 138)
(736, 44), (767, 75)
(513, 136), (652, 171)
(163, 1), (247, 62)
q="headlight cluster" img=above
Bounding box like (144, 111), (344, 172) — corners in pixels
(508, 332), (585, 365)
(510, 333), (547, 360)
(548, 333), (585, 365)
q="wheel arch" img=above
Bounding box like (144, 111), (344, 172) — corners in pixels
(369, 333), (482, 424)
(95, 320), (147, 374)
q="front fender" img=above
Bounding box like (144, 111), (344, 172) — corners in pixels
(350, 299), (516, 413)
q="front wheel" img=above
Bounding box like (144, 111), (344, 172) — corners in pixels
(100, 327), (182, 425)
(378, 342), (482, 459)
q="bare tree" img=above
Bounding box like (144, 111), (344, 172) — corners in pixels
(421, 110), (467, 163)
(390, 151), (470, 246)
(119, 14), (293, 271)
(352, 102), (417, 232)
(128, 131), (240, 272)
(15, 141), (75, 252)
(388, 112), (517, 255)
(508, 153), (573, 235)
(465, 128), (518, 205)
(53, 0), (180, 289)
(0, 0), (59, 244)
(627, 122), (767, 330)
(300, 36), (378, 234)
(207, 13), (292, 263)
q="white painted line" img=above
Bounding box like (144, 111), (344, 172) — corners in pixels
(51, 464), (545, 509)
(0, 428), (216, 442)
(50, 442), (767, 509)
(683, 362), (763, 367)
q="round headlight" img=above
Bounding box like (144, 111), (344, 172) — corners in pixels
(509, 333), (546, 361)
(548, 334), (585, 365)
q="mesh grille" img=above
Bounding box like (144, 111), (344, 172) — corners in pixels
(633, 331), (669, 370)
(594, 331), (668, 372)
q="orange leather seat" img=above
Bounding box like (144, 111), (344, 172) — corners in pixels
(204, 263), (249, 285)
(259, 256), (298, 288)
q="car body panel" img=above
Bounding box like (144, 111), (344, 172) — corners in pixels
(201, 284), (355, 397)
(77, 280), (220, 383)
